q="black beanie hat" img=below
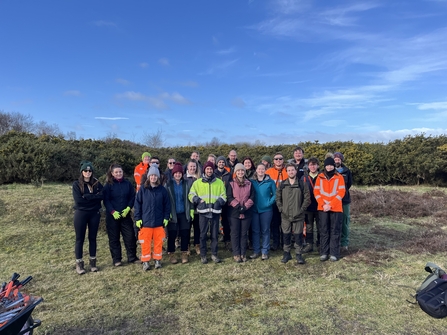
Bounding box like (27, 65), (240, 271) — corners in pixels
(324, 157), (335, 167)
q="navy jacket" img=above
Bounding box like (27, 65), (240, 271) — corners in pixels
(134, 184), (171, 228)
(103, 178), (135, 214)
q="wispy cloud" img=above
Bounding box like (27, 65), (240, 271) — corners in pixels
(115, 91), (191, 109)
(95, 117), (129, 120)
(159, 58), (170, 66)
(115, 78), (131, 86)
(199, 58), (239, 75)
(216, 46), (236, 55)
(63, 90), (81, 97)
(93, 20), (117, 27)
(160, 92), (192, 105)
(413, 101), (447, 110)
(318, 3), (379, 27)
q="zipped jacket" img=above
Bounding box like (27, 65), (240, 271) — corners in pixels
(336, 164), (352, 204)
(266, 166), (288, 187)
(188, 174), (226, 215)
(314, 172), (346, 212)
(103, 178), (135, 214)
(72, 178), (103, 211)
(227, 179), (255, 219)
(134, 162), (149, 192)
(134, 184), (171, 228)
(251, 175), (276, 213)
(301, 174), (318, 212)
(165, 179), (192, 223)
(276, 178), (310, 221)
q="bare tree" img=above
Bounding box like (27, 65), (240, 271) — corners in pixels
(0, 110), (34, 135)
(142, 128), (165, 148)
(34, 120), (63, 137)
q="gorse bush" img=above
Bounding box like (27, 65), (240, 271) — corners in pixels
(1, 131), (447, 186)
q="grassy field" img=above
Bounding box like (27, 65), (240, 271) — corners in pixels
(1, 183), (447, 334)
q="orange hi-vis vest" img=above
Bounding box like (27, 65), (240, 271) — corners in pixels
(313, 172), (345, 212)
(266, 166), (288, 187)
(134, 162), (149, 192)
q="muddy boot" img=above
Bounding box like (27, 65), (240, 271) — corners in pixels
(168, 252), (178, 264)
(195, 244), (201, 255)
(89, 257), (98, 272)
(76, 260), (86, 275)
(181, 251), (189, 264)
(302, 243), (313, 253)
(296, 253), (305, 265)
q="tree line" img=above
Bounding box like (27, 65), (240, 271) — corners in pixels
(1, 130), (446, 186)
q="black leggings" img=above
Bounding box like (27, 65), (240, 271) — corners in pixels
(74, 210), (100, 259)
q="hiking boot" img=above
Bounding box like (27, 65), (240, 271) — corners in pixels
(301, 244), (313, 253)
(241, 255), (247, 263)
(89, 257), (98, 272)
(76, 260), (86, 275)
(201, 256), (208, 264)
(330, 256), (339, 262)
(234, 255), (242, 263)
(114, 261), (122, 267)
(129, 258), (141, 264)
(195, 244), (201, 255)
(250, 253), (260, 259)
(154, 260), (162, 269)
(169, 252), (178, 264)
(181, 251), (189, 264)
(142, 262), (151, 271)
(296, 254), (305, 265)
(261, 254), (269, 260)
(211, 255), (221, 263)
(320, 254), (329, 262)
(341, 246), (349, 253)
(281, 252), (292, 263)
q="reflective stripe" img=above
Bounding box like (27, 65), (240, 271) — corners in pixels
(318, 178), (339, 197)
(138, 239), (144, 243)
(211, 209), (222, 214)
(142, 254), (151, 258)
(153, 252), (163, 257)
(323, 200), (330, 204)
(314, 185), (320, 189)
(339, 185), (345, 189)
(315, 195), (321, 199)
(336, 195), (343, 201)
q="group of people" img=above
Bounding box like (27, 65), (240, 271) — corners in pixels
(71, 147), (352, 274)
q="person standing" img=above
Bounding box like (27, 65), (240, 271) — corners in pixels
(288, 146), (307, 180)
(334, 152), (352, 252)
(184, 159), (201, 255)
(226, 150), (239, 175)
(188, 161), (226, 264)
(164, 157), (176, 183)
(314, 157), (346, 262)
(227, 163), (255, 262)
(134, 165), (171, 271)
(134, 152), (151, 192)
(266, 152), (288, 251)
(72, 161), (103, 275)
(276, 163), (311, 265)
(103, 164), (138, 267)
(214, 156), (232, 251)
(301, 157), (320, 253)
(165, 163), (193, 264)
(250, 163), (276, 260)
(242, 157), (256, 180)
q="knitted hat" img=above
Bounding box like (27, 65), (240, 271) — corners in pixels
(324, 157), (335, 167)
(147, 164), (160, 178)
(80, 161), (94, 173)
(216, 156), (226, 164)
(171, 162), (184, 176)
(261, 155), (272, 164)
(142, 152), (151, 160)
(234, 163), (246, 172)
(333, 152), (344, 161)
(202, 161), (215, 172)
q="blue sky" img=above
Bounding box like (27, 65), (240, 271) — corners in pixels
(1, 0), (447, 147)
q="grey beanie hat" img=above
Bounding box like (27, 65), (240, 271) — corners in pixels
(147, 164), (160, 178)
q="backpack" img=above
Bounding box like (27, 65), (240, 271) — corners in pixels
(414, 262), (447, 319)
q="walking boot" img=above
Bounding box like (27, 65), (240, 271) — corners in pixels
(281, 251), (292, 263)
(302, 243), (313, 253)
(168, 252), (178, 264)
(142, 262), (151, 271)
(181, 251), (189, 264)
(296, 254), (305, 265)
(89, 257), (98, 272)
(76, 260), (86, 275)
(195, 244), (201, 255)
(154, 260), (162, 269)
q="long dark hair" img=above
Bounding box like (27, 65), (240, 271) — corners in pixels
(78, 172), (98, 195)
(106, 163), (123, 184)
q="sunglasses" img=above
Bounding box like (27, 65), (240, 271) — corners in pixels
(83, 170), (92, 173)
(168, 162), (175, 164)
(274, 158), (283, 160)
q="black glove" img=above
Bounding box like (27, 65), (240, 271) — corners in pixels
(213, 201), (222, 211)
(239, 205), (247, 213)
(197, 202), (207, 211)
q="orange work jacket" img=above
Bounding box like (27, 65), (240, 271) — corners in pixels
(313, 172), (345, 212)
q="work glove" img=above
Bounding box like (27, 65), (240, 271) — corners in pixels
(136, 220), (142, 228)
(112, 211), (121, 220)
(213, 201), (222, 211)
(121, 206), (131, 218)
(163, 219), (169, 227)
(197, 202), (207, 211)
(190, 209), (195, 220)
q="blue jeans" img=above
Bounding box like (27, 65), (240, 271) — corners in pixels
(252, 210), (273, 255)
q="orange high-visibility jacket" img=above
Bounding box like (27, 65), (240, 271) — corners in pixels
(313, 172), (345, 212)
(134, 162), (149, 192)
(266, 166), (288, 187)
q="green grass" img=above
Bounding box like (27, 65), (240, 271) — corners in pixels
(1, 184), (447, 334)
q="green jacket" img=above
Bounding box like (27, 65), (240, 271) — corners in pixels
(188, 175), (226, 215)
(276, 178), (310, 221)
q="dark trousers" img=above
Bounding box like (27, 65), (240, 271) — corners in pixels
(230, 217), (251, 257)
(271, 204), (282, 249)
(319, 211), (343, 258)
(305, 211), (320, 245)
(167, 213), (190, 252)
(221, 205), (231, 243)
(74, 210), (100, 259)
(190, 214), (200, 245)
(106, 213), (137, 263)
(199, 214), (220, 256)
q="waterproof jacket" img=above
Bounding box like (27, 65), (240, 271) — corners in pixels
(276, 178), (310, 221)
(336, 164), (352, 204)
(72, 178), (103, 211)
(251, 175), (276, 213)
(134, 184), (171, 228)
(225, 158), (239, 175)
(165, 179), (192, 223)
(227, 179), (255, 219)
(134, 162), (149, 192)
(103, 178), (135, 214)
(301, 174), (318, 212)
(314, 172), (345, 212)
(188, 174), (226, 215)
(214, 168), (232, 188)
(266, 166), (288, 187)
